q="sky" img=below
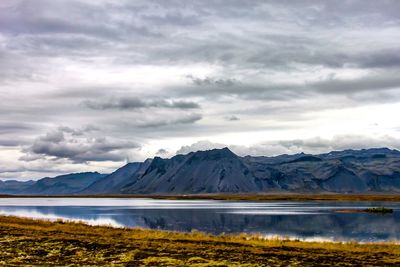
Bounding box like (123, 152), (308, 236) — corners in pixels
(1, 0), (400, 180)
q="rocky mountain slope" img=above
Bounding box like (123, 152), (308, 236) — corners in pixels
(243, 148), (400, 193)
(120, 148), (258, 194)
(81, 160), (152, 194)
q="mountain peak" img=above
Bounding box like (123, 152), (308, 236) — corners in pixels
(190, 147), (237, 161)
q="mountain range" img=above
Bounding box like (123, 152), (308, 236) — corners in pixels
(1, 147), (400, 195)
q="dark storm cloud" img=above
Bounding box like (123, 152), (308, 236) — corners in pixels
(84, 97), (200, 110)
(137, 113), (202, 128)
(22, 127), (140, 163)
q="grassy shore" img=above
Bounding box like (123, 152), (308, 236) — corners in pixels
(2, 193), (400, 202)
(0, 216), (399, 266)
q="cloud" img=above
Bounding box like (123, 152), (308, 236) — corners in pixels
(1, 0), (400, 71)
(182, 72), (400, 101)
(177, 135), (400, 157)
(225, 115), (240, 121)
(0, 122), (37, 147)
(176, 140), (290, 156)
(21, 127), (140, 163)
(186, 75), (237, 87)
(84, 97), (200, 110)
(311, 73), (400, 95)
(0, 139), (26, 147)
(156, 148), (168, 156)
(137, 113), (202, 128)
(0, 122), (37, 134)
(177, 140), (227, 155)
(57, 125), (99, 136)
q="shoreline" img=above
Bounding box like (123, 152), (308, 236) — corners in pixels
(1, 193), (400, 202)
(0, 215), (399, 266)
(2, 214), (398, 245)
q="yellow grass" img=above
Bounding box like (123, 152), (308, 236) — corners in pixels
(0, 215), (399, 266)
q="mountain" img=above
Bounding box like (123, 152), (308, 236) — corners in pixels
(81, 160), (152, 194)
(121, 148), (260, 194)
(3, 147), (400, 195)
(21, 172), (106, 195)
(243, 148), (400, 193)
(319, 148), (400, 160)
(0, 180), (35, 194)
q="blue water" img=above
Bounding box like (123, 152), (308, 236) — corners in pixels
(0, 198), (399, 242)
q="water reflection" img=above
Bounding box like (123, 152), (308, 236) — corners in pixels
(0, 198), (399, 242)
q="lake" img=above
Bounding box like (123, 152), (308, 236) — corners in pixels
(0, 198), (399, 242)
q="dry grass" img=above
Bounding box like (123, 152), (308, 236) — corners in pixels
(0, 216), (399, 266)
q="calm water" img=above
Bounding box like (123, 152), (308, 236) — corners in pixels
(0, 198), (399, 242)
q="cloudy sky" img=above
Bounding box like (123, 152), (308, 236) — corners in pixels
(1, 0), (400, 180)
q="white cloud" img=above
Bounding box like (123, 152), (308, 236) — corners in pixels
(177, 135), (400, 157)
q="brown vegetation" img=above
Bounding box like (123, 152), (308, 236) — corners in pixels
(0, 216), (399, 266)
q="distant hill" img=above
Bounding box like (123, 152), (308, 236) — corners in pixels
(2, 147), (400, 195)
(0, 180), (35, 194)
(0, 172), (106, 195)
